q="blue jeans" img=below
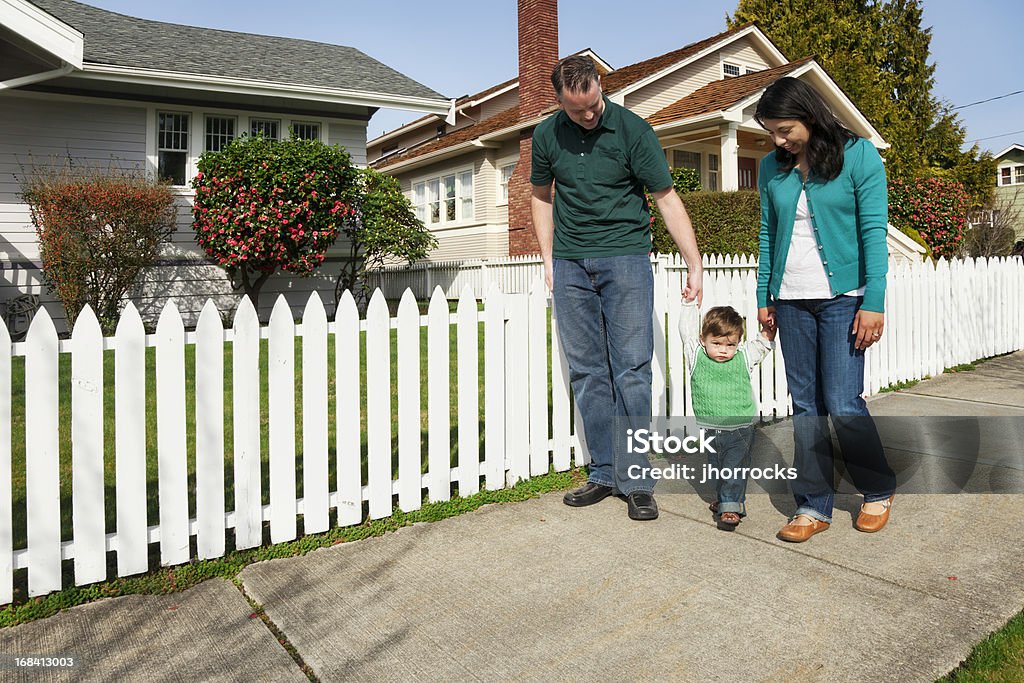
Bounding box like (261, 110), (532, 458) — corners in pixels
(705, 425), (755, 516)
(553, 255), (654, 495)
(774, 296), (896, 523)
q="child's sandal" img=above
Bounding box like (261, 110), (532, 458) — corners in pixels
(716, 511), (741, 531)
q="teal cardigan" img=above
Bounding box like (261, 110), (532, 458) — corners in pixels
(756, 137), (889, 313)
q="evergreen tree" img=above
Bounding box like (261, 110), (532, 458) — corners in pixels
(729, 0), (994, 207)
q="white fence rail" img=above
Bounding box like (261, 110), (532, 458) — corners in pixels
(1, 256), (1023, 602)
(370, 252), (756, 300)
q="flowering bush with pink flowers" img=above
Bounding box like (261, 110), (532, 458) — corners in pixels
(192, 135), (356, 310)
(888, 176), (969, 259)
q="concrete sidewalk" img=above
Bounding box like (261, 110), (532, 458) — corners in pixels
(3, 352), (1024, 682)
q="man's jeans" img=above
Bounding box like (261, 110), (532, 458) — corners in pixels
(774, 296), (897, 523)
(553, 255), (654, 495)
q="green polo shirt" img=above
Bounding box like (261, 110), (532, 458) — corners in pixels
(530, 96), (673, 258)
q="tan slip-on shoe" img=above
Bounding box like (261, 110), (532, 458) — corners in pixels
(855, 495), (894, 533)
(777, 514), (830, 543)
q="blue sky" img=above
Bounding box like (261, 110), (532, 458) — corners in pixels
(81, 0), (1023, 154)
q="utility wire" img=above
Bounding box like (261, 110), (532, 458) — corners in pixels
(952, 89), (1024, 111)
(967, 129), (1024, 144)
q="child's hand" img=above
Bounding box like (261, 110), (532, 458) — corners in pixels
(761, 325), (776, 342)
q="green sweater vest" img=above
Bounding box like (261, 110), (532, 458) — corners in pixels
(690, 348), (756, 428)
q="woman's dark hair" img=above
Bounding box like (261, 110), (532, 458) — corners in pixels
(754, 77), (858, 181)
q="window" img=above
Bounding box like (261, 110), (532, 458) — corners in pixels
(723, 63), (741, 78)
(413, 169), (474, 225)
(1000, 166), (1024, 186)
(205, 116), (235, 152)
(708, 154), (719, 192)
(158, 112), (189, 185)
(250, 118), (280, 140)
(673, 150), (701, 174)
(498, 162), (516, 204)
(745, 67), (760, 75)
(291, 122), (320, 141)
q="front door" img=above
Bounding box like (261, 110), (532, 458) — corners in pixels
(738, 157), (757, 189)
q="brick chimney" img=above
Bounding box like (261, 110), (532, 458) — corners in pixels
(507, 0), (558, 256)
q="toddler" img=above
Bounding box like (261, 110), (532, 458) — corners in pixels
(679, 303), (775, 530)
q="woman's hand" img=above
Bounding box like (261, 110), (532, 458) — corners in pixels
(757, 306), (776, 337)
(852, 309), (884, 350)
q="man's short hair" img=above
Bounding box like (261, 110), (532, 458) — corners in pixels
(551, 55), (599, 97)
(701, 306), (745, 340)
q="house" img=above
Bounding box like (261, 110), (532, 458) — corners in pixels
(993, 144), (1024, 241)
(1, 0), (449, 332)
(367, 1), (921, 264)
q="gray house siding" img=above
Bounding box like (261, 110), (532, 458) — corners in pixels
(1, 92), (370, 334)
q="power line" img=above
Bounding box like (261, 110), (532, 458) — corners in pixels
(952, 89), (1024, 111)
(967, 129), (1024, 144)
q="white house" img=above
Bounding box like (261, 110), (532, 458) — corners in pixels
(1, 0), (450, 332)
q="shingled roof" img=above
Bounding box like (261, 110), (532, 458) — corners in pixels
(646, 57), (812, 127)
(372, 24), (773, 170)
(601, 24), (752, 94)
(27, 0), (443, 100)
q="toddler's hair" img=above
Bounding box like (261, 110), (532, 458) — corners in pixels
(701, 306), (744, 339)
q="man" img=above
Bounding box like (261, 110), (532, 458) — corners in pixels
(530, 55), (703, 520)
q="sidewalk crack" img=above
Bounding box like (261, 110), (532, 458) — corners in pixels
(232, 579), (319, 682)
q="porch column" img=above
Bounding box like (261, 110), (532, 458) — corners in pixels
(720, 123), (739, 192)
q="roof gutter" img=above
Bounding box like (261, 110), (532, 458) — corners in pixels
(76, 64), (451, 115)
(0, 63), (75, 92)
(377, 112), (549, 173)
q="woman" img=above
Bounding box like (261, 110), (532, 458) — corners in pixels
(754, 77), (896, 543)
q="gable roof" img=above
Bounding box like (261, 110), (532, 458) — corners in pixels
(600, 24), (753, 94)
(994, 144), (1024, 160)
(647, 57), (812, 127)
(372, 28), (768, 168)
(24, 0), (444, 103)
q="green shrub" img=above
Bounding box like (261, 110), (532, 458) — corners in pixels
(652, 190), (760, 256)
(899, 226), (933, 260)
(888, 176), (968, 259)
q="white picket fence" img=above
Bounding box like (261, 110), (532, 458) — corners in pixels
(1, 255), (1022, 603)
(371, 252), (756, 299)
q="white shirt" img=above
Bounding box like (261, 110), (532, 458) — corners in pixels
(779, 189), (864, 299)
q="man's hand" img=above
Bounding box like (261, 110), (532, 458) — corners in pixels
(852, 309), (884, 351)
(683, 268), (702, 305)
(544, 259), (553, 291)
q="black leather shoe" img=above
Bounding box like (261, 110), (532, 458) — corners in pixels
(563, 482), (615, 507)
(626, 491), (659, 520)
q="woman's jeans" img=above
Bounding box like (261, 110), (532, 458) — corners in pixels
(553, 255), (654, 495)
(774, 296), (896, 523)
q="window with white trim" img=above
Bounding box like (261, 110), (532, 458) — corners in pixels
(205, 115), (236, 152)
(723, 63), (741, 78)
(412, 169), (474, 225)
(158, 112), (189, 186)
(291, 122), (320, 141)
(708, 154), (719, 192)
(1000, 165), (1024, 186)
(745, 67), (760, 75)
(498, 162), (516, 204)
(250, 118), (280, 140)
